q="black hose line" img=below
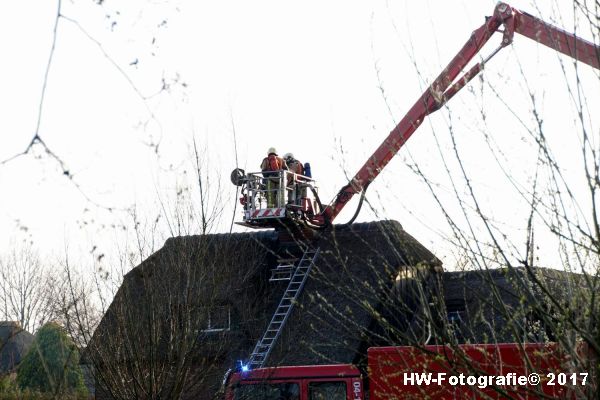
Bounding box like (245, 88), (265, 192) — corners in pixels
(307, 182), (370, 230)
(304, 184), (328, 230)
(339, 182), (370, 227)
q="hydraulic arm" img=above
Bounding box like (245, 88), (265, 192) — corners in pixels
(321, 2), (599, 224)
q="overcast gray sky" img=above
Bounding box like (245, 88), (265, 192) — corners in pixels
(1, 0), (598, 273)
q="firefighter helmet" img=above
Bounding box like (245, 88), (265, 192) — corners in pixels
(268, 147), (277, 155)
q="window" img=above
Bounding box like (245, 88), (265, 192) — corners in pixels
(234, 383), (300, 400)
(309, 381), (347, 400)
(446, 299), (465, 324)
(447, 310), (463, 323)
(446, 299), (466, 341)
(201, 306), (231, 333)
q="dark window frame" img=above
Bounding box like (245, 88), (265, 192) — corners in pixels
(308, 380), (347, 400)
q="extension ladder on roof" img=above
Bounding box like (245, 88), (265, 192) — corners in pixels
(246, 247), (320, 369)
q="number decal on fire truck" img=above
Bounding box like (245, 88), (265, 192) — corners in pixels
(352, 380), (362, 399)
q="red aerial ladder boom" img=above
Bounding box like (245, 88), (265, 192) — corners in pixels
(223, 3), (599, 395)
(321, 2), (599, 224)
(233, 2), (599, 230)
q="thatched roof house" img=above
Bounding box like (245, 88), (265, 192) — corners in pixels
(89, 220), (585, 399)
(90, 220), (440, 398)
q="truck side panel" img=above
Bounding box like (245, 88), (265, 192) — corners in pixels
(368, 343), (587, 399)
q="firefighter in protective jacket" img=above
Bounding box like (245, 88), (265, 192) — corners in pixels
(260, 148), (288, 207)
(284, 153), (305, 205)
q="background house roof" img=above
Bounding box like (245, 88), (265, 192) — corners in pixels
(0, 321), (34, 373)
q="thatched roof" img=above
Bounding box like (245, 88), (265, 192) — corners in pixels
(440, 267), (587, 344)
(0, 321), (34, 373)
(267, 221), (441, 366)
(90, 220), (440, 398)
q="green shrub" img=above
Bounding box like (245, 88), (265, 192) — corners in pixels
(16, 323), (87, 397)
(0, 387), (87, 399)
(0, 373), (17, 393)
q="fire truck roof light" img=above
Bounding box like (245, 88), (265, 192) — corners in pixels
(238, 360), (250, 372)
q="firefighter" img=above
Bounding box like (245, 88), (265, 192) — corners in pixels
(260, 147), (288, 208)
(283, 153), (305, 205)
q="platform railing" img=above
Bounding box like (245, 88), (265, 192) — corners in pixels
(243, 170), (317, 219)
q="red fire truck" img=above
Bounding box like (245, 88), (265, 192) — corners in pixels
(226, 343), (592, 399)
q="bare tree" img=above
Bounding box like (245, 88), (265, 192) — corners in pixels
(49, 134), (236, 399)
(0, 243), (54, 333)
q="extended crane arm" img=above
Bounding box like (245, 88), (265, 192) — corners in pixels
(321, 2), (599, 224)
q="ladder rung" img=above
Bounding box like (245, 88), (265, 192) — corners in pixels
(245, 247), (320, 369)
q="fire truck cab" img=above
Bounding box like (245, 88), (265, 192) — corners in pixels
(225, 364), (363, 400)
